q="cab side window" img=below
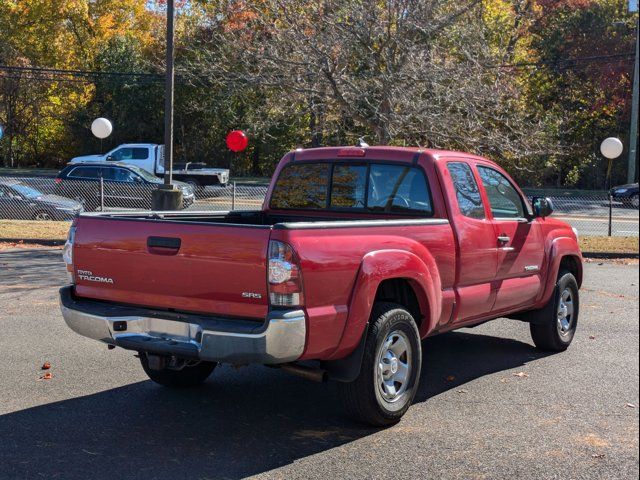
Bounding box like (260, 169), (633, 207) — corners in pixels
(447, 162), (485, 219)
(111, 148), (148, 161)
(477, 166), (525, 219)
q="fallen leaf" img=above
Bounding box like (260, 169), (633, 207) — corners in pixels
(41, 362), (51, 370)
(445, 375), (456, 382)
(589, 335), (596, 340)
(513, 371), (529, 378)
(592, 453), (606, 459)
(457, 389), (468, 394)
(39, 372), (53, 380)
(625, 403), (636, 408)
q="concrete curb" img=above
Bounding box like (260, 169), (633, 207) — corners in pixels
(0, 238), (65, 246)
(582, 251), (639, 260)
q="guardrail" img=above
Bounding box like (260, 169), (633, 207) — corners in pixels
(0, 175), (637, 237)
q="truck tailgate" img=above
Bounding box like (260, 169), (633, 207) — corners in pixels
(72, 217), (271, 319)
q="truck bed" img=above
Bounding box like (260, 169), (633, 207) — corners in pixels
(70, 210), (452, 324)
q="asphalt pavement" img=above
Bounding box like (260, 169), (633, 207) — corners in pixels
(0, 248), (638, 479)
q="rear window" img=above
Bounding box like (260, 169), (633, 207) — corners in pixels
(270, 162), (432, 215)
(269, 163), (330, 209)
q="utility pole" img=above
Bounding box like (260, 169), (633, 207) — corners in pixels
(152, 0), (183, 210)
(628, 4), (639, 183)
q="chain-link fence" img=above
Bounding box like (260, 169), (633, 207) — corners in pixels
(0, 175), (637, 237)
(536, 194), (638, 237)
(0, 176), (267, 221)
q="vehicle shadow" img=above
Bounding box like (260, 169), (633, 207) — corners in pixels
(0, 331), (551, 479)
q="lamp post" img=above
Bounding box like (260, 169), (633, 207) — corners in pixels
(152, 0), (183, 211)
(601, 137), (624, 236)
(628, 15), (639, 183)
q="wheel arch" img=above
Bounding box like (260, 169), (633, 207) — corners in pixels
(538, 237), (583, 307)
(559, 254), (583, 288)
(374, 277), (430, 333)
(326, 249), (441, 361)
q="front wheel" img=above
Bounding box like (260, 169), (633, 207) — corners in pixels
(140, 355), (217, 388)
(33, 210), (53, 221)
(530, 270), (580, 351)
(339, 302), (422, 427)
(631, 194), (639, 209)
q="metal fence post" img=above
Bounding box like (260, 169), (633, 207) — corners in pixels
(99, 176), (105, 212)
(608, 194), (613, 237)
(232, 181), (236, 211)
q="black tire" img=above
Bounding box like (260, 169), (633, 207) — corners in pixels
(529, 270), (579, 352)
(139, 355), (217, 388)
(631, 194), (639, 210)
(339, 302), (422, 427)
(33, 210), (53, 221)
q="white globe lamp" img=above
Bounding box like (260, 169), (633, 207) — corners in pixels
(600, 137), (623, 159)
(91, 118), (113, 139)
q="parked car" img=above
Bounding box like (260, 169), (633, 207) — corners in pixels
(610, 182), (639, 208)
(55, 162), (195, 211)
(0, 179), (83, 221)
(59, 146), (583, 426)
(70, 143), (229, 188)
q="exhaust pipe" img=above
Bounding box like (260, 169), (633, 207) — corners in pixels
(279, 363), (327, 382)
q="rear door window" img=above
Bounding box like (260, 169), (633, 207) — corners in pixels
(69, 167), (100, 179)
(110, 147), (149, 161)
(447, 162), (485, 219)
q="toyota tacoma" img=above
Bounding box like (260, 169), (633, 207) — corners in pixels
(59, 146), (583, 426)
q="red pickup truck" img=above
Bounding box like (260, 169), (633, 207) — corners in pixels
(60, 146), (582, 426)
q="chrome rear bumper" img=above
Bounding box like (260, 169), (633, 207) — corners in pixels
(59, 287), (306, 364)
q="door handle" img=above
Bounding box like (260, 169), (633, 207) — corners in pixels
(147, 236), (181, 255)
(497, 235), (510, 244)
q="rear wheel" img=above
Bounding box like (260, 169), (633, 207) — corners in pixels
(139, 354), (216, 388)
(339, 302), (422, 426)
(529, 270), (579, 351)
(185, 178), (200, 189)
(631, 194), (639, 209)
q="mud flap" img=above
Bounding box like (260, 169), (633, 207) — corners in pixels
(322, 324), (369, 383)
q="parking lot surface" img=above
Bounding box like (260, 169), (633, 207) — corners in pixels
(0, 248), (638, 479)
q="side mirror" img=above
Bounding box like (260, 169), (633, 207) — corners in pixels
(532, 196), (554, 218)
(106, 155), (113, 162)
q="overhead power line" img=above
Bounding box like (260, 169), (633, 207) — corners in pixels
(0, 64), (162, 78)
(491, 52), (635, 69)
(0, 52), (635, 86)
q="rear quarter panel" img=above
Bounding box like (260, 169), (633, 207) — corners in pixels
(273, 223), (456, 360)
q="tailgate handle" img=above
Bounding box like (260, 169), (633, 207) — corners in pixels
(147, 236), (181, 254)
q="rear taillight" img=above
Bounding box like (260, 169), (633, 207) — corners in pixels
(55, 178), (62, 184)
(268, 240), (304, 307)
(62, 225), (76, 280)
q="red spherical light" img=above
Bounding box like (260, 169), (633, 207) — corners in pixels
(226, 130), (249, 153)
